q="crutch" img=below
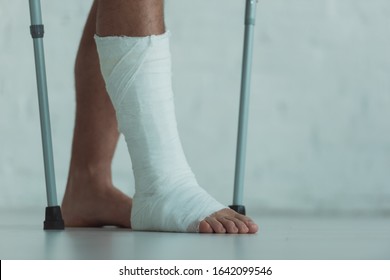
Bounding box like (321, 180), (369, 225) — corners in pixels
(229, 0), (258, 215)
(28, 0), (64, 230)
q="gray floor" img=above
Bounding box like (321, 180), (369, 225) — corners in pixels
(0, 208), (389, 260)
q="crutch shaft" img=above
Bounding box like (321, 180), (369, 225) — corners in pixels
(232, 0), (258, 207)
(29, 0), (58, 207)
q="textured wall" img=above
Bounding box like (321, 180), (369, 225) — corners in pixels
(1, 0), (389, 215)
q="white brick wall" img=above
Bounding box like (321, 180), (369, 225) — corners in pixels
(1, 0), (389, 214)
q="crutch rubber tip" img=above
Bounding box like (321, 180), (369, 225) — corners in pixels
(44, 206), (65, 230)
(229, 205), (246, 215)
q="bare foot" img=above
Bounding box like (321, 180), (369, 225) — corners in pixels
(199, 208), (258, 234)
(62, 176), (132, 228)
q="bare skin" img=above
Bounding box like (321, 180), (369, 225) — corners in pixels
(62, 0), (258, 234)
(62, 1), (131, 228)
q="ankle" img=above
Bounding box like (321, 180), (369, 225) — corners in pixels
(67, 163), (113, 191)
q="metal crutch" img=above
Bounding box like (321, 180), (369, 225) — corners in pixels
(229, 0), (258, 215)
(28, 0), (64, 230)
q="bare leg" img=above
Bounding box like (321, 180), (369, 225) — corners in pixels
(95, 0), (258, 233)
(62, 1), (131, 228)
(96, 0), (165, 37)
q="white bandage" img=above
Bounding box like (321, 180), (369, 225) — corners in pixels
(95, 32), (226, 232)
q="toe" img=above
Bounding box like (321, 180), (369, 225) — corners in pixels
(218, 217), (239, 234)
(247, 222), (259, 233)
(226, 217), (249, 234)
(235, 214), (258, 233)
(199, 220), (213, 233)
(204, 217), (226, 233)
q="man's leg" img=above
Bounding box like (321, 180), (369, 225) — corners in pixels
(95, 0), (258, 233)
(62, 1), (132, 228)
